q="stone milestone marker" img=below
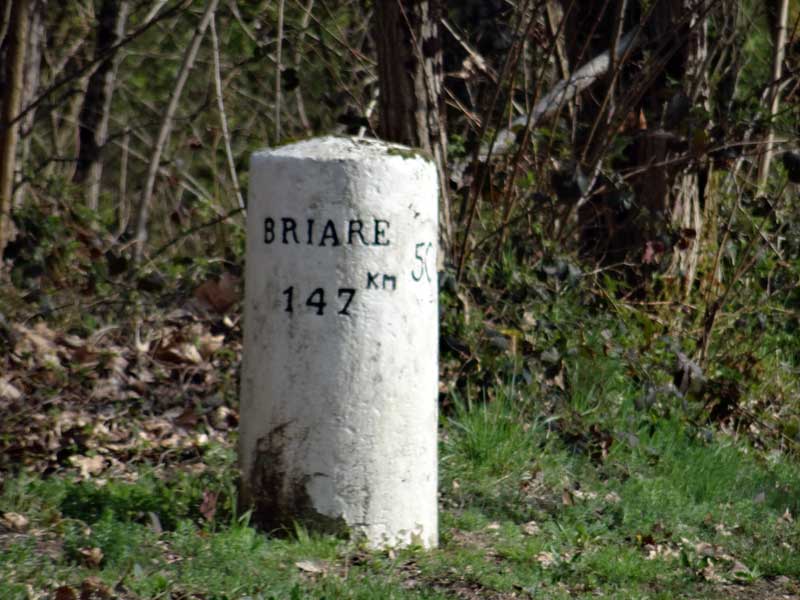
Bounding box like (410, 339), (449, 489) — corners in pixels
(239, 136), (439, 548)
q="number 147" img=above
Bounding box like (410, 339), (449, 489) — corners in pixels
(282, 286), (356, 316)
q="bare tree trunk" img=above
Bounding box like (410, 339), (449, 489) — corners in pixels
(14, 0), (45, 209)
(667, 0), (708, 299)
(0, 2), (12, 51)
(133, 0), (219, 263)
(0, 0), (29, 260)
(756, 0), (789, 191)
(626, 0), (709, 298)
(374, 0), (452, 251)
(74, 0), (129, 211)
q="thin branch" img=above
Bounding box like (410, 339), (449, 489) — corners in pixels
(133, 0), (220, 264)
(757, 0), (789, 191)
(7, 0), (193, 130)
(491, 25), (643, 158)
(147, 207), (244, 264)
(275, 0), (285, 142)
(294, 0), (315, 135)
(143, 0), (170, 24)
(440, 18), (497, 82)
(210, 13), (245, 213)
(581, 0), (628, 164)
(455, 0), (537, 280)
(116, 128), (130, 238)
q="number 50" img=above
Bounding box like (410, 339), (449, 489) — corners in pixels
(412, 242), (433, 282)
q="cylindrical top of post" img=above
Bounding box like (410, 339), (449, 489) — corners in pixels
(240, 136), (439, 548)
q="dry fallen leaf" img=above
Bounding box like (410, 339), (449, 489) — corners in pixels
(701, 561), (724, 583)
(70, 344), (99, 368)
(1, 511), (29, 531)
(70, 455), (106, 478)
(148, 512), (163, 535)
(91, 377), (123, 400)
(54, 585), (78, 600)
(174, 406), (199, 428)
(572, 489), (598, 501)
(295, 559), (327, 574)
(193, 272), (240, 314)
(535, 551), (556, 568)
(197, 333), (224, 359)
(210, 405), (238, 430)
(80, 575), (112, 599)
(156, 341), (203, 365)
(694, 541), (715, 557)
(730, 560), (752, 582)
(0, 378), (22, 400)
(79, 546), (104, 568)
(199, 490), (218, 522)
(521, 520), (541, 536)
(14, 322), (63, 367)
(643, 543), (680, 560)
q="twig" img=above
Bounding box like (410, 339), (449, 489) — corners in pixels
(115, 128), (130, 238)
(210, 13), (245, 213)
(455, 0), (536, 281)
(440, 18), (497, 81)
(756, 0), (789, 191)
(491, 25), (643, 159)
(134, 0), (220, 264)
(294, 0), (315, 135)
(146, 206), (244, 264)
(9, 0), (193, 129)
(143, 0), (170, 24)
(581, 0), (628, 164)
(486, 0), (577, 266)
(357, 86), (379, 139)
(275, 0), (285, 142)
(699, 180), (790, 363)
(24, 297), (127, 325)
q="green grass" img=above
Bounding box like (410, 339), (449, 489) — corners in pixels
(3, 309), (800, 598)
(3, 390), (800, 598)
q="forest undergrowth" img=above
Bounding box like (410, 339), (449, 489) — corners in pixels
(2, 198), (800, 599)
(3, 0), (800, 597)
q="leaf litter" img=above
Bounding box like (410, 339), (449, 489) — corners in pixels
(0, 296), (242, 482)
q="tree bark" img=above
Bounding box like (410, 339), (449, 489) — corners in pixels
(661, 0), (709, 298)
(73, 0), (129, 211)
(568, 0), (709, 297)
(756, 0), (789, 191)
(0, 0), (29, 260)
(374, 0), (451, 250)
(0, 2), (12, 53)
(14, 0), (46, 209)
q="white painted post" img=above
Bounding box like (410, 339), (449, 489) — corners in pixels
(239, 137), (439, 548)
